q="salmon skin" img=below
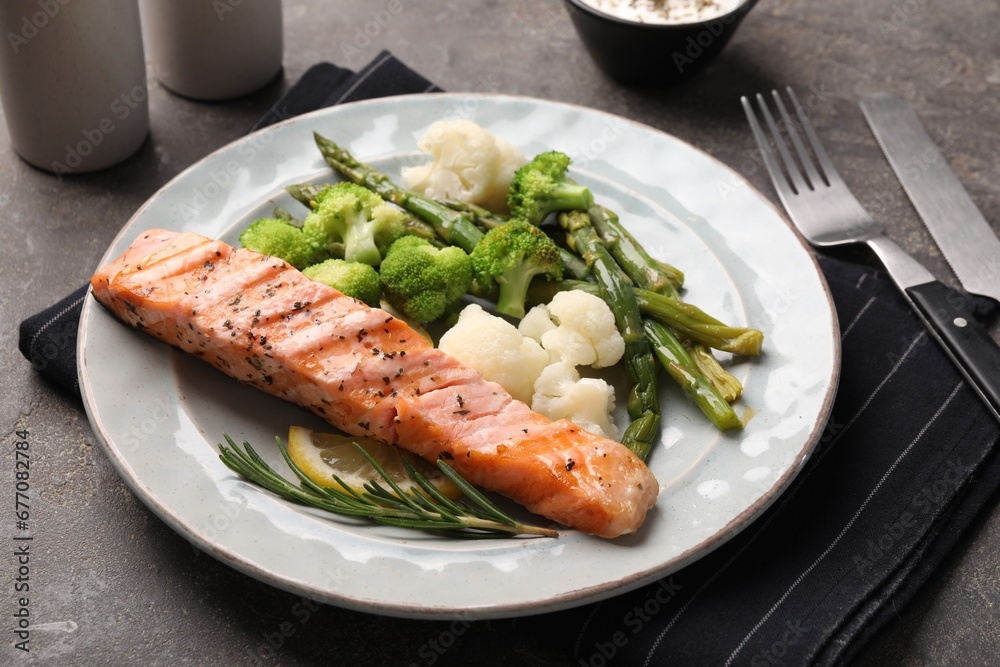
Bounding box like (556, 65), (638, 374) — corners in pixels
(91, 229), (659, 538)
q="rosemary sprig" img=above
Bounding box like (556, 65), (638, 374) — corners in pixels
(217, 434), (558, 538)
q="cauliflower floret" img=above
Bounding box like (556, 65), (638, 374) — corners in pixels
(401, 119), (526, 213)
(440, 293), (625, 439)
(518, 303), (557, 343)
(531, 362), (620, 440)
(531, 291), (625, 368)
(438, 303), (547, 404)
(541, 326), (597, 367)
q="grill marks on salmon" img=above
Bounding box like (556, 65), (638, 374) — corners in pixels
(91, 229), (659, 537)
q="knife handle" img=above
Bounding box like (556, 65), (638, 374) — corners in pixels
(907, 281), (1000, 419)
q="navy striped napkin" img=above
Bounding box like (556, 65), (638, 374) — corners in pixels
(19, 51), (1000, 666)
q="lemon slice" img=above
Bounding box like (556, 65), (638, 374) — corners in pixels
(286, 426), (462, 499)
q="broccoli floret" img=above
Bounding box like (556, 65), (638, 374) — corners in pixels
(507, 151), (594, 225)
(470, 218), (563, 319)
(302, 258), (381, 307)
(239, 217), (326, 269)
(301, 182), (408, 266)
(379, 236), (473, 323)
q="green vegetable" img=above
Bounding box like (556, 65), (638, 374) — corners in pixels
(643, 320), (743, 431)
(508, 151), (594, 225)
(438, 196), (592, 281)
(558, 210), (661, 460)
(302, 258), (381, 307)
(439, 197), (505, 231)
(302, 182), (408, 266)
(470, 218), (563, 319)
(239, 217), (327, 269)
(311, 138), (590, 282)
(287, 180), (442, 246)
(313, 133), (486, 253)
(689, 343), (744, 403)
(588, 205), (684, 295)
(218, 435), (557, 538)
(271, 206), (301, 225)
(285, 181), (327, 208)
(636, 288), (763, 356)
(379, 236), (473, 323)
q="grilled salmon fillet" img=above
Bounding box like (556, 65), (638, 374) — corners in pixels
(91, 229), (659, 537)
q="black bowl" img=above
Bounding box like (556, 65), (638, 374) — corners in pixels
(564, 0), (760, 85)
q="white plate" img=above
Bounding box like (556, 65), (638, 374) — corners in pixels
(78, 94), (839, 619)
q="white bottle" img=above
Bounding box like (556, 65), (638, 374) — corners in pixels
(139, 0), (284, 101)
(0, 0), (149, 174)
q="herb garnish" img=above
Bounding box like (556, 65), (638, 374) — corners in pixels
(217, 434), (558, 538)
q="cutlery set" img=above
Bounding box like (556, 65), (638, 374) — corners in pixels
(743, 88), (1000, 423)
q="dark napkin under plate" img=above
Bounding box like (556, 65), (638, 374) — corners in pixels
(19, 51), (1000, 667)
(248, 52), (441, 133)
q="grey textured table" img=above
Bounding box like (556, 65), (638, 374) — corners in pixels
(3, 1), (999, 665)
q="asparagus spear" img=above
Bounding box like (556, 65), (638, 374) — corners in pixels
(634, 290), (763, 356)
(643, 321), (743, 430)
(584, 204), (751, 402)
(438, 197), (504, 231)
(558, 211), (661, 460)
(314, 132), (485, 253)
(271, 206), (303, 227)
(588, 205), (685, 296)
(689, 343), (743, 403)
(285, 181), (326, 208)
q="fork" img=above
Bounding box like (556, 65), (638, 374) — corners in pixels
(743, 87), (1000, 423)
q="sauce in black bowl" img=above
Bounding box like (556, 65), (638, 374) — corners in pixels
(564, 0), (760, 85)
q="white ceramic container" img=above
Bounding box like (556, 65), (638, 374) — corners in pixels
(0, 0), (149, 174)
(139, 0), (283, 101)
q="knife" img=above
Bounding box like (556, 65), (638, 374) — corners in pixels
(860, 92), (1000, 305)
(860, 92), (1000, 423)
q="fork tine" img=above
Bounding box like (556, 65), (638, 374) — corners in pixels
(770, 90), (825, 189)
(784, 86), (841, 186)
(741, 95), (796, 201)
(754, 92), (810, 196)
